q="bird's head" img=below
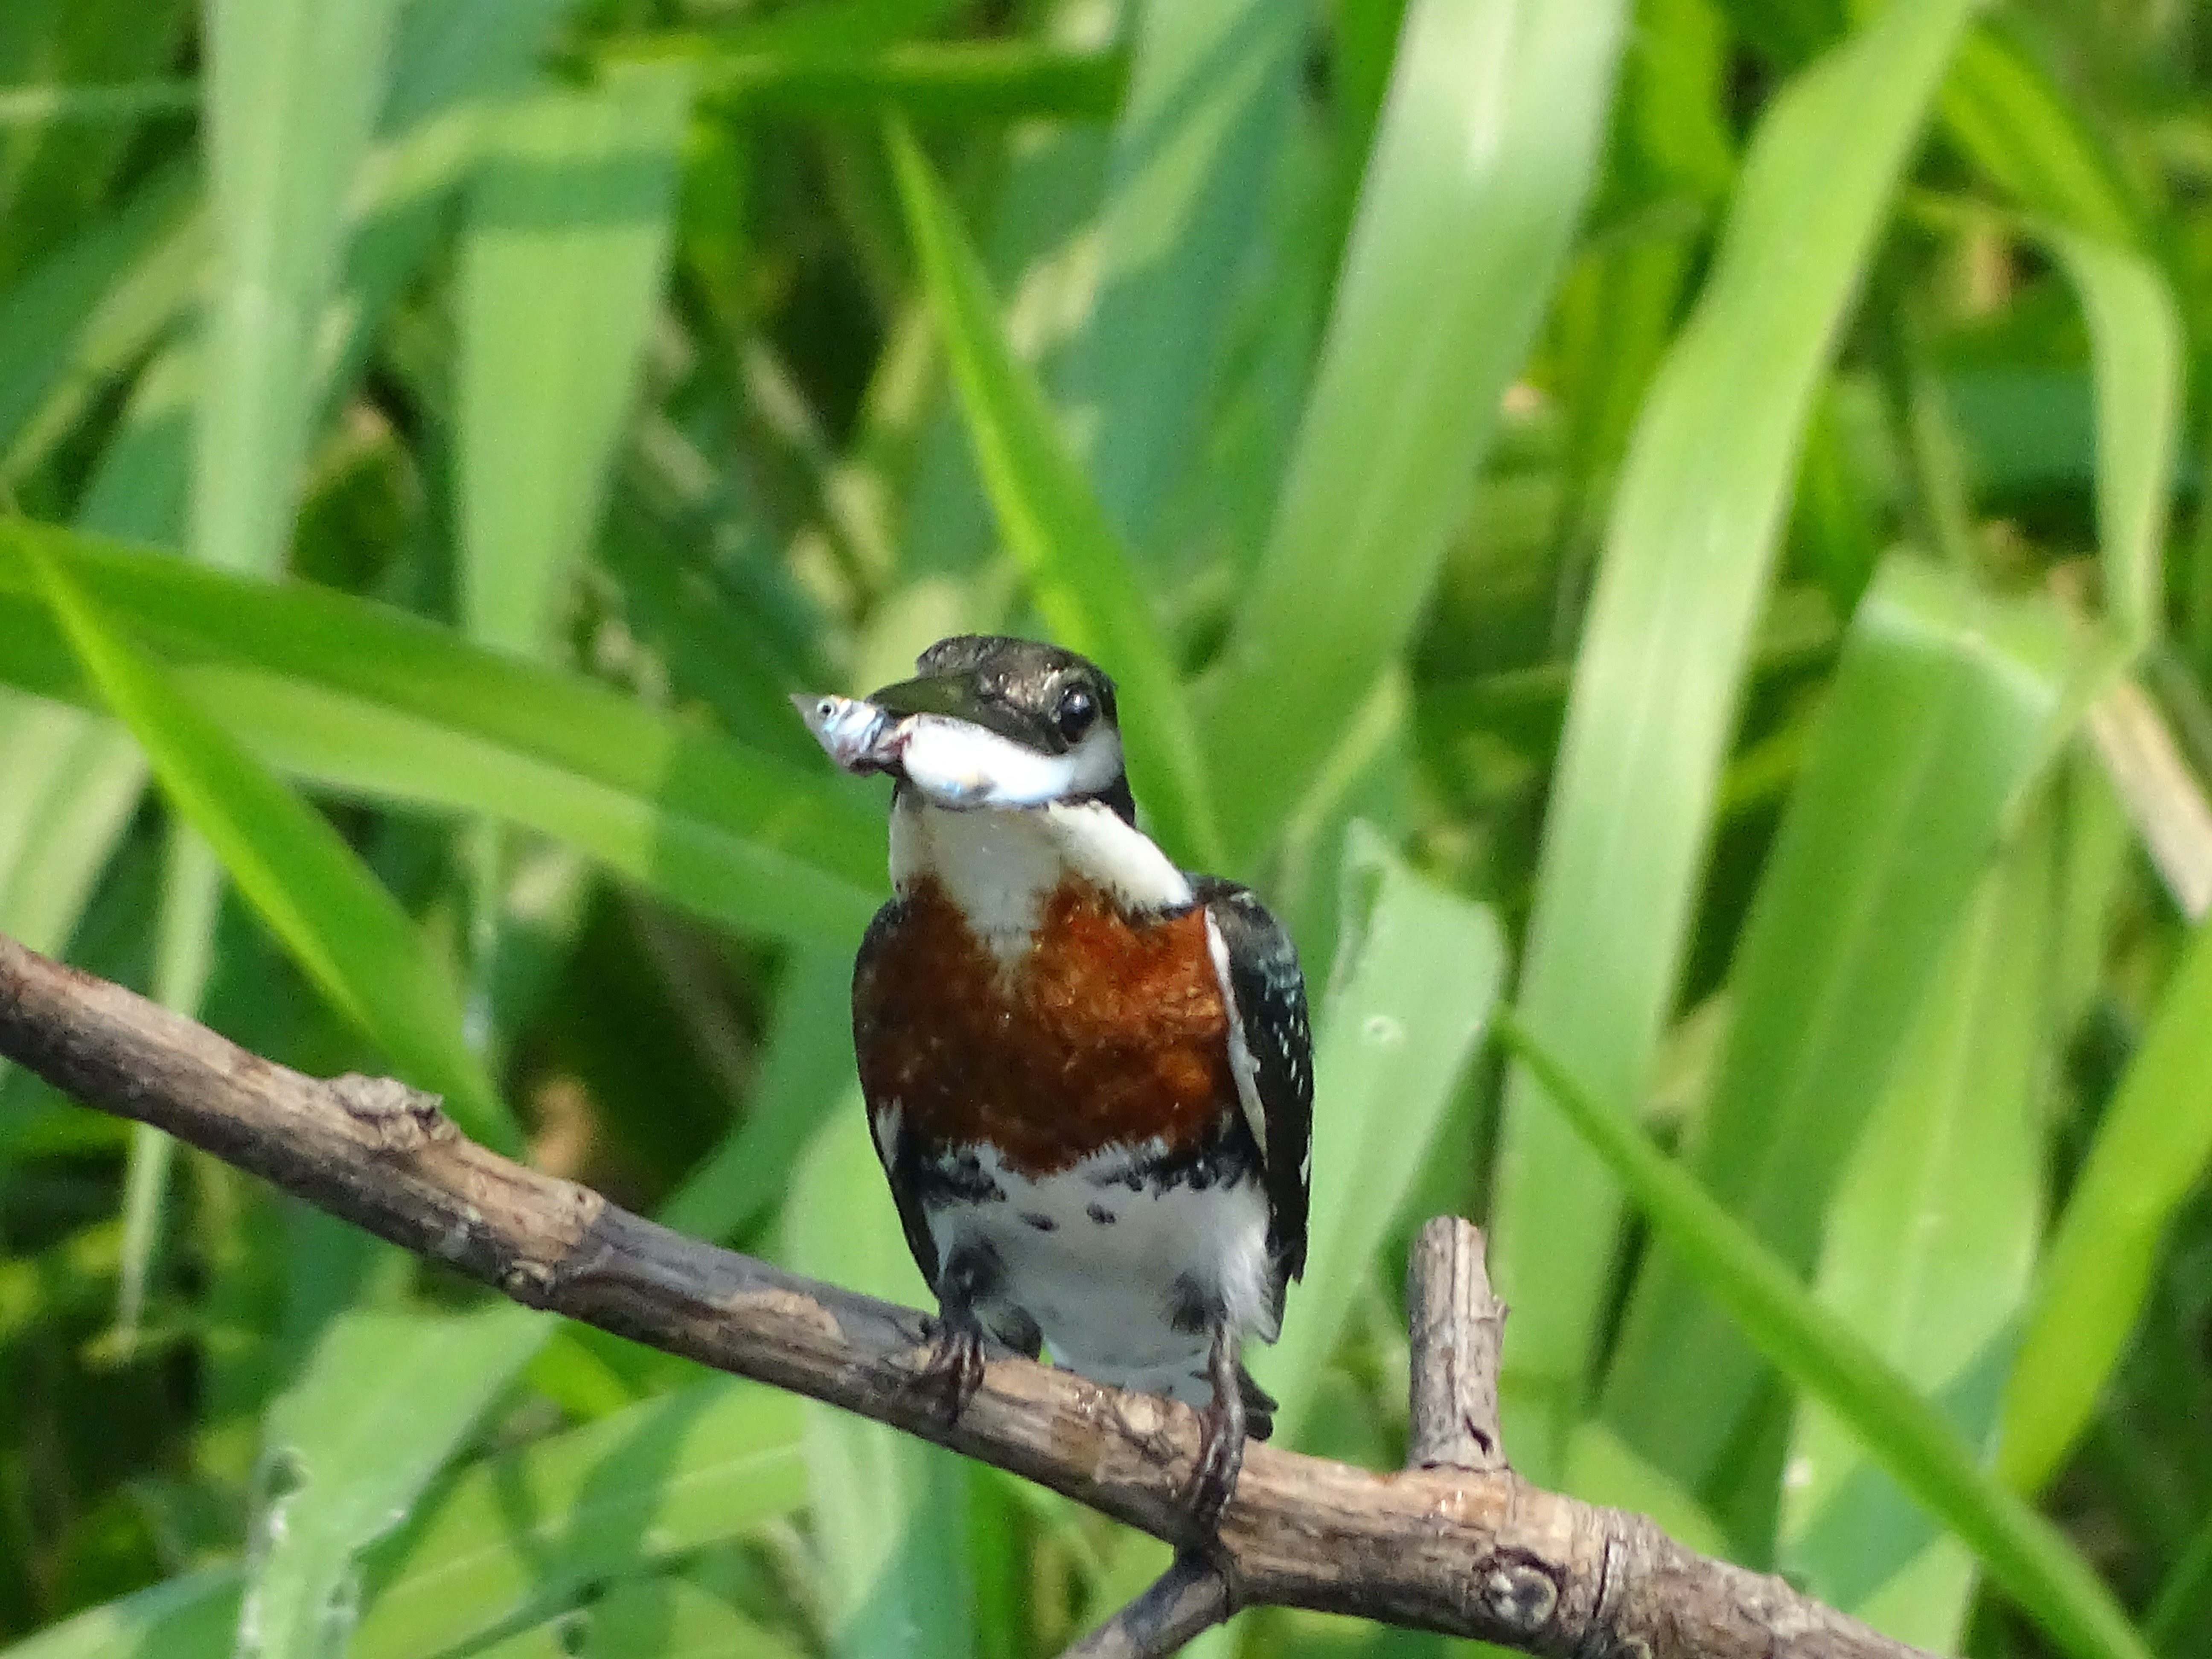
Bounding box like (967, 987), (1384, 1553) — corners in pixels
(795, 635), (1132, 818)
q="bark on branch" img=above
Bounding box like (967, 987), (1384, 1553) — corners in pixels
(0, 931), (1929, 1659)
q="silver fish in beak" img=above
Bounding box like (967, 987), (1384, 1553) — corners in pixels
(792, 690), (1117, 810)
(792, 693), (897, 773)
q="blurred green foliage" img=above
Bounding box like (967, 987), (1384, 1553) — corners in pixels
(0, 0), (2209, 1655)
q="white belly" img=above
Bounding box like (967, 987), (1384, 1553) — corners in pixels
(926, 1141), (1276, 1407)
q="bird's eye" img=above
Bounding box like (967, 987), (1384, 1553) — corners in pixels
(1054, 686), (1097, 740)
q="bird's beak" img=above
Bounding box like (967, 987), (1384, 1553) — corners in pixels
(793, 672), (1099, 810)
(790, 671), (1008, 780)
(866, 672), (998, 729)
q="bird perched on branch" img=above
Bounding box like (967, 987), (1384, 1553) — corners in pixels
(795, 634), (1312, 1525)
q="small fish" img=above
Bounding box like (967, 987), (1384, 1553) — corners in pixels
(792, 693), (896, 773)
(792, 693), (1094, 808)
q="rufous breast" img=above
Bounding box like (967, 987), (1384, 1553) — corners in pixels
(854, 875), (1234, 1176)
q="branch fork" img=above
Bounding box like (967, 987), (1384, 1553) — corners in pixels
(0, 931), (1930, 1659)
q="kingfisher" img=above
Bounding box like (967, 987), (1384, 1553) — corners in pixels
(795, 634), (1311, 1524)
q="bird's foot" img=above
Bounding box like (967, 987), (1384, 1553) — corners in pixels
(1179, 1397), (1247, 1533)
(1177, 1321), (1249, 1533)
(911, 1307), (988, 1426)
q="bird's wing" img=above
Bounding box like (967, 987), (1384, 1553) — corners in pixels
(851, 897), (944, 1292)
(1195, 878), (1313, 1300)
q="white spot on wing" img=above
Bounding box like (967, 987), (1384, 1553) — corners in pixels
(870, 1100), (902, 1170)
(1205, 909), (1267, 1162)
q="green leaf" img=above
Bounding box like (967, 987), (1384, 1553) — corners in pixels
(2043, 232), (2183, 651)
(355, 1380), (808, 1659)
(0, 521), (884, 948)
(196, 0), (402, 577)
(629, 36), (1126, 122)
(116, 826), (222, 1342)
(1777, 813), (2055, 1649)
(1997, 911), (2212, 1495)
(0, 692), (141, 952)
(885, 118), (1220, 870)
(0, 1570), (238, 1659)
(472, 1576), (807, 1659)
(1496, 1010), (2154, 1659)
(1563, 1420), (1730, 1560)
(458, 62), (691, 658)
(1049, 0), (1304, 554)
(1603, 557), (2072, 1499)
(1939, 23), (2142, 248)
(241, 1306), (547, 1659)
(1486, 0), (1982, 1475)
(22, 535), (519, 1149)
(0, 157), (201, 487)
(660, 948), (853, 1245)
(2149, 1512), (2212, 1657)
(1249, 822), (1505, 1446)
(1199, 0), (1628, 863)
(783, 1106), (973, 1659)
(0, 1378), (807, 1659)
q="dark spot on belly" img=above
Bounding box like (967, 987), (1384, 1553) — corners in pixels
(1020, 1211), (1057, 1232)
(1167, 1275), (1216, 1336)
(915, 1147), (1006, 1207)
(1086, 1203), (1116, 1225)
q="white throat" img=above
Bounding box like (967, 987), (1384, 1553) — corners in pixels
(889, 794), (1193, 966)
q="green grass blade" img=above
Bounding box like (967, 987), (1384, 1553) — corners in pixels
(885, 118), (1220, 869)
(0, 0), (189, 297)
(472, 1576), (806, 1659)
(0, 1379), (805, 1659)
(1496, 1010), (2154, 1659)
(1249, 821), (1505, 1445)
(0, 157), (200, 486)
(1565, 1419), (1731, 1559)
(1604, 557), (2072, 1496)
(622, 36), (1125, 122)
(458, 62), (690, 658)
(0, 693), (142, 952)
(1050, 0), (1302, 553)
(115, 826), (222, 1343)
(196, 0), (400, 577)
(1776, 817), (2054, 1649)
(660, 948), (852, 1245)
(1199, 0), (1627, 863)
(0, 692), (141, 1143)
(1940, 24), (2142, 248)
(23, 537), (519, 1149)
(785, 1106), (972, 1659)
(242, 1306), (546, 1659)
(2044, 232), (2183, 649)
(354, 1380), (807, 1659)
(0, 80), (198, 127)
(1930, 23), (2181, 648)
(0, 1571), (237, 1659)
(1486, 0), (1982, 1474)
(2148, 1511), (2212, 1656)
(358, 1380), (809, 1654)
(1997, 912), (2212, 1495)
(0, 521), (883, 946)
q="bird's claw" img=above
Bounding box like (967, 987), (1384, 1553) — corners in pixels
(1179, 1393), (1247, 1533)
(911, 1310), (987, 1426)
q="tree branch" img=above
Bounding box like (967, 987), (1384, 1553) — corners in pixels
(1061, 1553), (1232, 1659)
(0, 930), (1930, 1659)
(1406, 1217), (1510, 1473)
